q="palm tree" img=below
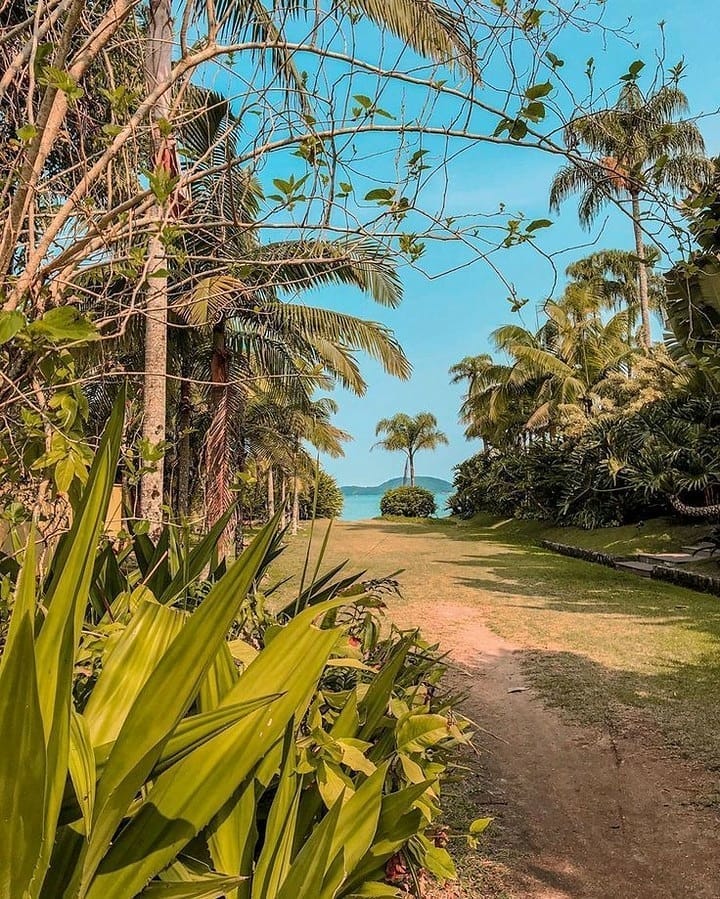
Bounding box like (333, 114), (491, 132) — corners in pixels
(565, 248), (666, 343)
(498, 283), (631, 431)
(135, 0), (479, 529)
(449, 354), (533, 448)
(550, 80), (711, 349)
(374, 413), (448, 486)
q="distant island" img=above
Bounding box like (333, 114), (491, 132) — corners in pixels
(341, 476), (452, 496)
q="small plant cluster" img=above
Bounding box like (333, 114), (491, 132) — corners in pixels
(381, 486), (437, 519)
(0, 400), (482, 898)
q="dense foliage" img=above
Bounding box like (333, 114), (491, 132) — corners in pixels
(0, 404), (479, 897)
(299, 471), (345, 519)
(381, 487), (437, 519)
(450, 395), (720, 528)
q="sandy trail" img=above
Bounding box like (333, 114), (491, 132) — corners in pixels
(333, 521), (720, 899)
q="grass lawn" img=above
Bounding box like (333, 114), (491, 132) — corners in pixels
(270, 514), (720, 772)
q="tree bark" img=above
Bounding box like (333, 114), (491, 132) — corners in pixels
(630, 191), (652, 351)
(280, 477), (287, 528)
(139, 0), (174, 531)
(267, 467), (275, 520)
(292, 478), (299, 535)
(409, 452), (415, 487)
(177, 372), (192, 516)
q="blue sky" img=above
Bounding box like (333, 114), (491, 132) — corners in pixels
(303, 0), (720, 487)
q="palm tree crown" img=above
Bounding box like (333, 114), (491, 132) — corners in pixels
(374, 412), (448, 486)
(550, 80), (711, 349)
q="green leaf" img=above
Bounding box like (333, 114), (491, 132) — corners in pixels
(545, 51), (564, 68)
(69, 710), (96, 835)
(140, 875), (247, 897)
(16, 123), (37, 142)
(364, 188), (394, 201)
(526, 219), (553, 232)
(0, 535), (46, 897)
(396, 714), (451, 753)
(525, 81), (553, 100)
(620, 59), (645, 82)
(523, 101), (546, 122)
(353, 94), (373, 109)
(509, 119), (528, 140)
(469, 816), (493, 835)
(0, 310), (25, 344)
(27, 306), (96, 344)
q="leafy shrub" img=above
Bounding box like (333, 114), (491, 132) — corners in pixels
(381, 485), (436, 518)
(0, 399), (475, 896)
(299, 470), (344, 519)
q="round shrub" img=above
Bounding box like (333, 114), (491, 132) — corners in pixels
(380, 485), (436, 518)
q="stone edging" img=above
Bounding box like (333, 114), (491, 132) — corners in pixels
(539, 540), (720, 598)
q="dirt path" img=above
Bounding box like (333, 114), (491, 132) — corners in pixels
(326, 521), (720, 898)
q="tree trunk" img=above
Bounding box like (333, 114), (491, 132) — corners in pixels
(630, 191), (652, 351)
(280, 477), (288, 529)
(177, 372), (192, 516)
(267, 467), (275, 520)
(292, 479), (299, 535)
(409, 452), (415, 487)
(139, 0), (174, 531)
(206, 322), (235, 555)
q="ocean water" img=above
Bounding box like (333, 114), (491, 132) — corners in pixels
(340, 491), (452, 521)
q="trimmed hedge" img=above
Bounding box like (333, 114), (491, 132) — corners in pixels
(380, 485), (436, 518)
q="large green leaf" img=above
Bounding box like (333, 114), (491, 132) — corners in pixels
(0, 536), (46, 897)
(251, 726), (302, 899)
(85, 600), (345, 897)
(69, 710), (96, 835)
(33, 393), (124, 892)
(84, 600), (186, 747)
(81, 517), (282, 887)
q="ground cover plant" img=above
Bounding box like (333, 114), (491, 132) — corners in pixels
(0, 403), (478, 898)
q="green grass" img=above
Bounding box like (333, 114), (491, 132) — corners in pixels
(439, 515), (720, 775)
(460, 512), (711, 556)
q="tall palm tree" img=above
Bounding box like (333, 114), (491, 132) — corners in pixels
(374, 413), (448, 486)
(136, 0), (479, 528)
(550, 80), (711, 349)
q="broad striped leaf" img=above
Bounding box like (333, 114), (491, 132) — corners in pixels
(0, 536), (46, 896)
(81, 516), (282, 887)
(85, 600), (345, 897)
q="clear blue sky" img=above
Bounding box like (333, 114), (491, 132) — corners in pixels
(308, 0), (720, 487)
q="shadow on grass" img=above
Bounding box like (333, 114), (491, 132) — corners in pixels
(517, 645), (720, 773)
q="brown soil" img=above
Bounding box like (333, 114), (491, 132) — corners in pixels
(283, 520), (720, 898)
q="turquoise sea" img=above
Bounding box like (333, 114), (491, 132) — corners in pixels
(340, 491), (452, 521)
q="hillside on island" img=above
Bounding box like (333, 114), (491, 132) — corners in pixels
(341, 476), (452, 495)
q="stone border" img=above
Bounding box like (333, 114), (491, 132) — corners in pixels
(539, 540), (617, 569)
(539, 539), (720, 597)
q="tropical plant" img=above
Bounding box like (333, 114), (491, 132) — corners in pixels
(381, 486), (437, 518)
(0, 397), (478, 897)
(299, 470), (345, 520)
(550, 77), (711, 348)
(374, 414), (449, 486)
(565, 247), (666, 340)
(452, 282), (632, 448)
